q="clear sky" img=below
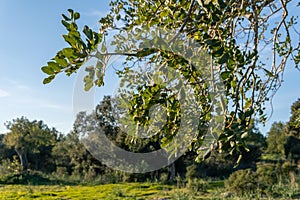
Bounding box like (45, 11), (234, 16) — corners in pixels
(0, 0), (110, 134)
(0, 1), (299, 135)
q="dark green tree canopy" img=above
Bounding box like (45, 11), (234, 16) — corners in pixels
(286, 98), (300, 137)
(4, 117), (59, 171)
(266, 121), (286, 157)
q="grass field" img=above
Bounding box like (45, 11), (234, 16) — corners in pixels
(0, 181), (227, 200)
(0, 183), (195, 200)
(0, 179), (299, 199)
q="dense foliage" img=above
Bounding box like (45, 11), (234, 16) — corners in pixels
(3, 117), (59, 172)
(41, 0), (300, 161)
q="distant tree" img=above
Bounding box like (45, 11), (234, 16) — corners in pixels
(73, 96), (184, 181)
(284, 98), (300, 186)
(284, 136), (300, 161)
(3, 117), (59, 172)
(286, 98), (300, 137)
(283, 135), (300, 186)
(266, 122), (286, 158)
(0, 134), (15, 163)
(240, 127), (267, 165)
(52, 130), (103, 178)
(284, 98), (300, 163)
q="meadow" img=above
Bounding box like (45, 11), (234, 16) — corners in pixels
(0, 179), (299, 200)
(0, 182), (214, 200)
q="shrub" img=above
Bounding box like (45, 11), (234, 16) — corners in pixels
(282, 161), (297, 173)
(55, 166), (69, 177)
(186, 164), (199, 179)
(256, 163), (278, 185)
(0, 171), (52, 185)
(186, 178), (208, 193)
(225, 169), (259, 195)
(171, 191), (195, 200)
(0, 156), (22, 180)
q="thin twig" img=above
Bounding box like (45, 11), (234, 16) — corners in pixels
(169, 0), (196, 44)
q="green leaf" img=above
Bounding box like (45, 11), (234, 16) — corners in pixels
(218, 133), (227, 141)
(43, 75), (55, 84)
(61, 20), (70, 29)
(41, 66), (54, 75)
(212, 46), (224, 57)
(205, 39), (220, 46)
(230, 79), (237, 88)
(84, 81), (93, 91)
(54, 57), (68, 67)
(84, 74), (94, 91)
(62, 14), (71, 21)
(95, 78), (104, 87)
(47, 62), (61, 72)
(227, 58), (235, 70)
(218, 53), (229, 64)
(62, 48), (74, 57)
(136, 48), (158, 57)
(221, 71), (231, 80)
(67, 9), (74, 18)
(83, 26), (93, 40)
(62, 35), (77, 48)
(263, 69), (275, 77)
(245, 109), (254, 117)
(217, 0), (226, 9)
(159, 10), (168, 18)
(74, 12), (80, 20)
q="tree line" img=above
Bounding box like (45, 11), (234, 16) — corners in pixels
(0, 97), (299, 184)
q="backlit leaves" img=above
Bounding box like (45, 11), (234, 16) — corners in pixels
(41, 0), (300, 163)
(42, 9), (102, 84)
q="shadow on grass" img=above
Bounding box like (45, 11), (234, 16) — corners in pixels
(0, 171), (78, 186)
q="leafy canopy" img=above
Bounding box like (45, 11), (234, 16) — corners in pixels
(42, 0), (300, 160)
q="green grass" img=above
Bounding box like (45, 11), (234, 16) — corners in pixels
(0, 182), (223, 200)
(0, 180), (298, 199)
(0, 172), (225, 199)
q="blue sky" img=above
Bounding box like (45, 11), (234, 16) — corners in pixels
(0, 0), (110, 133)
(0, 1), (299, 135)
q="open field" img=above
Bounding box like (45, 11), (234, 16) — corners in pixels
(0, 180), (299, 199)
(0, 182), (223, 200)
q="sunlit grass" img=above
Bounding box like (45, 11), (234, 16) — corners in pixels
(0, 182), (221, 200)
(1, 180), (297, 199)
(0, 183), (176, 200)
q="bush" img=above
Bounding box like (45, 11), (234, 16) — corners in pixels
(0, 171), (52, 185)
(171, 191), (195, 200)
(55, 166), (69, 177)
(0, 156), (22, 180)
(186, 178), (208, 193)
(225, 169), (259, 195)
(282, 161), (297, 173)
(256, 163), (278, 186)
(186, 164), (199, 179)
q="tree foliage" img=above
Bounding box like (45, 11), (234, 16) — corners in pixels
(52, 130), (103, 178)
(42, 1), (300, 160)
(286, 98), (300, 137)
(0, 134), (15, 163)
(266, 121), (286, 157)
(4, 117), (59, 171)
(284, 98), (300, 164)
